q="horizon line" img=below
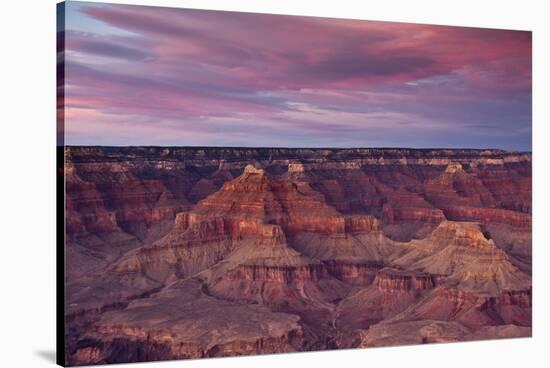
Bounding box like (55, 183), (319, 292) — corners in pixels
(62, 145), (532, 153)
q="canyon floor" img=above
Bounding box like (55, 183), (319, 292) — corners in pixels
(62, 147), (532, 366)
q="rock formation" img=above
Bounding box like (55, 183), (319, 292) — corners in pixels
(63, 147), (531, 365)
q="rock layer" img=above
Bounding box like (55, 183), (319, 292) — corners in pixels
(64, 147), (531, 365)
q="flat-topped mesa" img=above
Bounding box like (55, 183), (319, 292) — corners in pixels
(374, 268), (439, 292)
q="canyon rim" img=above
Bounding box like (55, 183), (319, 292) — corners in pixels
(57, 2), (532, 366)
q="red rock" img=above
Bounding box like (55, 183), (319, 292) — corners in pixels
(381, 187), (445, 225)
(324, 260), (382, 286)
(374, 268), (439, 292)
(63, 147), (532, 364)
(441, 205), (531, 229)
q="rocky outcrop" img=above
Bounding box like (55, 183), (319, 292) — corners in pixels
(441, 206), (531, 229)
(360, 320), (472, 347)
(360, 320), (531, 348)
(65, 160), (189, 241)
(190, 163), (347, 235)
(382, 206), (445, 225)
(221, 263), (325, 284)
(463, 324), (531, 341)
(357, 285), (532, 349)
(480, 289), (532, 326)
(334, 268), (441, 339)
(391, 221), (531, 294)
(374, 285), (531, 332)
(381, 188), (445, 225)
(206, 223), (347, 309)
(374, 268), (439, 292)
(324, 260), (382, 286)
(68, 279), (304, 366)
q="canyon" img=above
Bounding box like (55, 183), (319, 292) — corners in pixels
(63, 146), (532, 365)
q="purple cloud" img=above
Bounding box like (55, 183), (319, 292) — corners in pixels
(61, 3), (532, 150)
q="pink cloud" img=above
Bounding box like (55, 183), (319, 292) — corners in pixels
(61, 3), (532, 149)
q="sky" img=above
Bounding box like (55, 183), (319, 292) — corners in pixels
(60, 1), (532, 150)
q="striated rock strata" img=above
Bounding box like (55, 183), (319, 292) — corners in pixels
(64, 147), (531, 365)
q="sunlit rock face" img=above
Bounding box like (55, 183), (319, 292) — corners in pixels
(63, 147), (531, 365)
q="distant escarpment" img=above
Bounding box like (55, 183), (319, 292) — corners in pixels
(64, 147), (531, 365)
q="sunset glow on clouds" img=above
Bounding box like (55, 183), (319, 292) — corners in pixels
(60, 2), (532, 150)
